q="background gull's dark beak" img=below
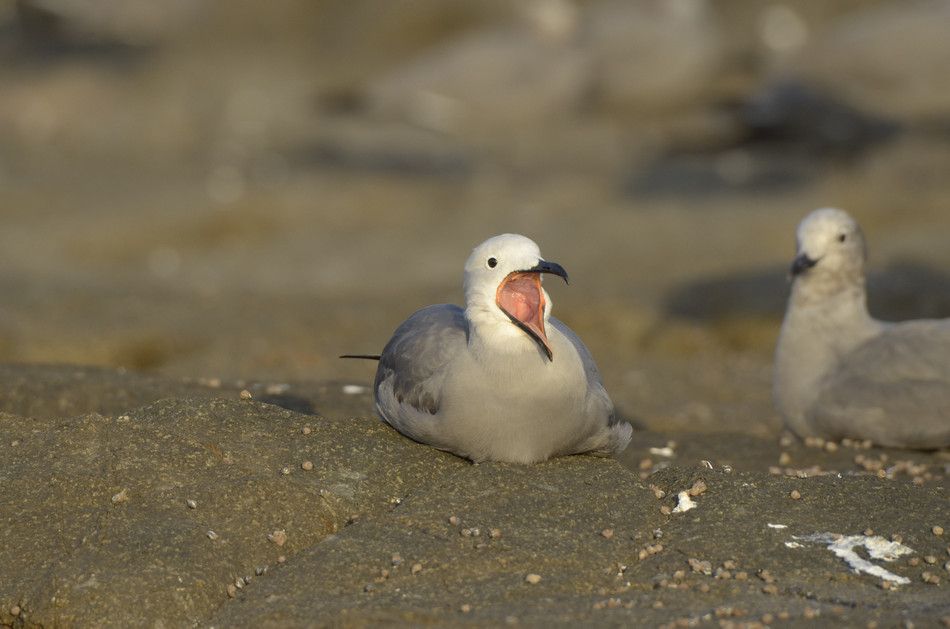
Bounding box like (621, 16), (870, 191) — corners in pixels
(790, 253), (819, 277)
(526, 260), (569, 284)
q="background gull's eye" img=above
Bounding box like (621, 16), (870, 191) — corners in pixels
(838, 234), (847, 243)
(487, 257), (497, 268)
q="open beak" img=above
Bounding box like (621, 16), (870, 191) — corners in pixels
(495, 259), (568, 361)
(790, 253), (819, 277)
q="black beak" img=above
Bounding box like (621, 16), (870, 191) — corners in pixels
(790, 253), (819, 277)
(526, 260), (569, 284)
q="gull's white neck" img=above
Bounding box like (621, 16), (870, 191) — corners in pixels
(774, 274), (883, 434)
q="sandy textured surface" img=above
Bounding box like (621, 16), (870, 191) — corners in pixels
(2, 365), (948, 627)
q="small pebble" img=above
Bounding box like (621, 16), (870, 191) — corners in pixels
(934, 526), (945, 536)
(460, 604), (472, 614)
(660, 505), (672, 515)
(825, 441), (839, 452)
(489, 528), (502, 539)
(10, 605), (21, 617)
(411, 563), (422, 575)
(908, 557), (921, 566)
(227, 584), (237, 598)
(239, 389), (253, 400)
(206, 530), (219, 541)
(734, 571), (748, 581)
(761, 584), (778, 595)
(761, 613), (774, 624)
(803, 607), (819, 619)
(280, 467), (291, 476)
(649, 484), (666, 499)
(111, 489), (129, 504)
(186, 499), (197, 509)
(601, 528), (614, 540)
(688, 479), (707, 497)
(864, 528), (874, 536)
(688, 558), (712, 575)
(448, 515), (460, 526)
(301, 461), (314, 471)
(697, 583), (710, 593)
(790, 490), (802, 500)
(722, 560), (737, 570)
(255, 566), (267, 576)
(268, 529), (288, 546)
(277, 555), (286, 563)
(301, 426), (312, 435)
(925, 555), (938, 565)
(922, 571), (941, 584)
(525, 573), (542, 585)
(891, 533), (903, 543)
(778, 452), (791, 465)
(363, 584), (375, 593)
(391, 554), (403, 566)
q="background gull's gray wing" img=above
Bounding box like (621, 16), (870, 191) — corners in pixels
(550, 317), (632, 455)
(373, 304), (467, 446)
(811, 320), (950, 448)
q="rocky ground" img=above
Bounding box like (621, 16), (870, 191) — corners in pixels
(2, 365), (948, 628)
(2, 0), (950, 626)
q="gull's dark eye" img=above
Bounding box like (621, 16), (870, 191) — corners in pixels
(837, 234), (847, 243)
(487, 257), (497, 268)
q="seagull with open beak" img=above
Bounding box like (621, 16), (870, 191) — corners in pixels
(362, 233), (631, 463)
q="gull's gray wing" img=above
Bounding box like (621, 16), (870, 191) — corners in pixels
(374, 304), (467, 444)
(811, 320), (950, 448)
(550, 317), (632, 455)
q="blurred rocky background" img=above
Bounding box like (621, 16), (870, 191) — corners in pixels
(2, 0), (950, 433)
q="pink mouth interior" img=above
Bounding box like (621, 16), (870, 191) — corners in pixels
(496, 272), (548, 345)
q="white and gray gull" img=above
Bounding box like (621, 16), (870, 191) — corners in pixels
(774, 207), (950, 448)
(360, 233), (631, 463)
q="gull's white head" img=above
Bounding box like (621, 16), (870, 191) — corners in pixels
(463, 233), (568, 360)
(791, 207), (867, 284)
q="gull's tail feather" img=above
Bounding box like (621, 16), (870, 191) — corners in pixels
(339, 354), (381, 360)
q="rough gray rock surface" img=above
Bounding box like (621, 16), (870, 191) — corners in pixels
(2, 365), (948, 627)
